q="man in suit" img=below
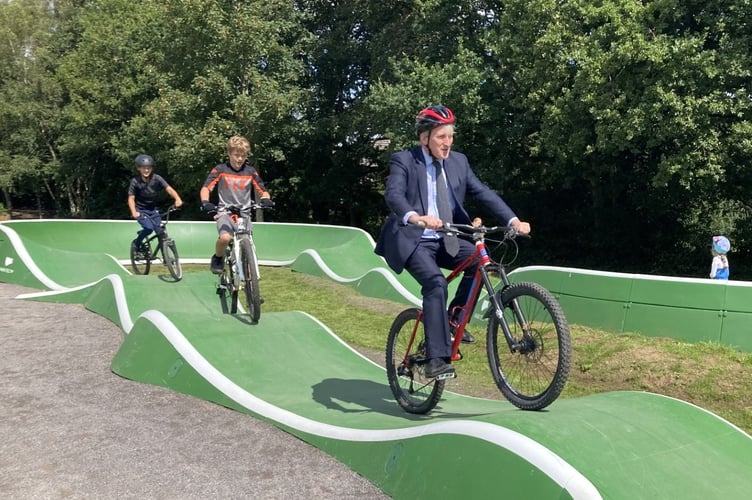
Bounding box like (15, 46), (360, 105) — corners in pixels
(375, 105), (531, 379)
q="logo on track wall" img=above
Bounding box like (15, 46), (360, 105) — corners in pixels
(0, 256), (14, 274)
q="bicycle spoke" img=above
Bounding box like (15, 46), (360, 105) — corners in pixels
(161, 238), (182, 281)
(385, 308), (444, 414)
(239, 237), (261, 323)
(130, 239), (151, 275)
(487, 283), (571, 410)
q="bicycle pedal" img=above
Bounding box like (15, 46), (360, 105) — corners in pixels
(435, 372), (456, 381)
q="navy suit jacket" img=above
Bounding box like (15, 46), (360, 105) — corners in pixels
(375, 146), (517, 273)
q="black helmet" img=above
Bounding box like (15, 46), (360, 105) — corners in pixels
(415, 105), (456, 136)
(135, 154), (155, 168)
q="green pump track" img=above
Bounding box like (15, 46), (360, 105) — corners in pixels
(1, 219), (751, 499)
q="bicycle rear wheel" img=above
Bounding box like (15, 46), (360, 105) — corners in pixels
(239, 237), (261, 323)
(161, 238), (182, 281)
(386, 308), (445, 414)
(486, 282), (571, 410)
(130, 240), (151, 275)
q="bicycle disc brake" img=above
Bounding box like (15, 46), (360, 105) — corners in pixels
(516, 329), (543, 360)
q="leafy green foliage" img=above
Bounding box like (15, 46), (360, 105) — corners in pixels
(1, 0), (752, 276)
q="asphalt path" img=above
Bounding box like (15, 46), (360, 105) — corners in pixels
(0, 282), (388, 499)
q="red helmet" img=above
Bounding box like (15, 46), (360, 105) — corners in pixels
(415, 105), (455, 136)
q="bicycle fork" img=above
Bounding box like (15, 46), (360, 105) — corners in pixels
(480, 266), (535, 354)
(233, 234), (261, 281)
(231, 239), (244, 283)
(247, 234), (261, 279)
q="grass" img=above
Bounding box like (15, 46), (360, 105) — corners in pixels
(194, 264), (752, 434)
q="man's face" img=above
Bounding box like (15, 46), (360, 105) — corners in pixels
(138, 165), (153, 178)
(228, 150), (248, 170)
(420, 125), (454, 160)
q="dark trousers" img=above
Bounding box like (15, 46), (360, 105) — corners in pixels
(403, 237), (477, 360)
(135, 209), (163, 244)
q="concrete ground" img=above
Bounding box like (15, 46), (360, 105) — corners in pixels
(0, 282), (388, 499)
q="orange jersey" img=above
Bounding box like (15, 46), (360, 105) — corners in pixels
(202, 162), (269, 209)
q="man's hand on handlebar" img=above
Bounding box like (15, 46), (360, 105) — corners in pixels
(511, 219), (531, 236)
(408, 214), (443, 230)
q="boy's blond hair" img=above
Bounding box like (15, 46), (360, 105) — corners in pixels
(227, 135), (251, 155)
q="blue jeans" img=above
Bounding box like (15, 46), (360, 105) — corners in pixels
(135, 209), (163, 244)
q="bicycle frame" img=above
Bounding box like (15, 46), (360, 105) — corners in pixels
(398, 232), (501, 365)
(138, 207), (176, 251)
(142, 232), (167, 260)
(440, 230), (525, 360)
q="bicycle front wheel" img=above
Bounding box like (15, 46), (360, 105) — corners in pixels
(161, 238), (182, 281)
(226, 251), (239, 314)
(486, 282), (571, 410)
(130, 240), (151, 275)
(239, 237), (261, 323)
(385, 308), (445, 414)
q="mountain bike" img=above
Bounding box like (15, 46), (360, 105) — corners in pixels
(216, 203), (270, 323)
(129, 205), (182, 281)
(385, 222), (571, 414)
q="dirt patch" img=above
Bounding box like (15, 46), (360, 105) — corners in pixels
(0, 282), (388, 499)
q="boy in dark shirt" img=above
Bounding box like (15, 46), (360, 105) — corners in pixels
(127, 154), (183, 254)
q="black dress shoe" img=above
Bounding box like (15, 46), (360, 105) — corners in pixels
(461, 330), (476, 344)
(424, 358), (456, 379)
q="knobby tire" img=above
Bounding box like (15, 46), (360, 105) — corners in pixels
(161, 238), (182, 281)
(486, 282), (571, 410)
(130, 239), (151, 275)
(239, 237), (261, 323)
(386, 308), (445, 414)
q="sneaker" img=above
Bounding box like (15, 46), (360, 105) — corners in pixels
(210, 255), (224, 274)
(139, 243), (150, 259)
(424, 358), (456, 379)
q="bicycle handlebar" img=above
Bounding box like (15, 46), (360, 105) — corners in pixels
(134, 204), (181, 221)
(412, 220), (523, 240)
(221, 202), (275, 215)
(162, 204), (181, 215)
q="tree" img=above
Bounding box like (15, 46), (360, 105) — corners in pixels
(292, 0), (499, 231)
(113, 0), (311, 220)
(55, 0), (165, 217)
(476, 0), (752, 274)
(0, 0), (65, 216)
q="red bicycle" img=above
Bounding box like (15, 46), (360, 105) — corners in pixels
(385, 223), (571, 414)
